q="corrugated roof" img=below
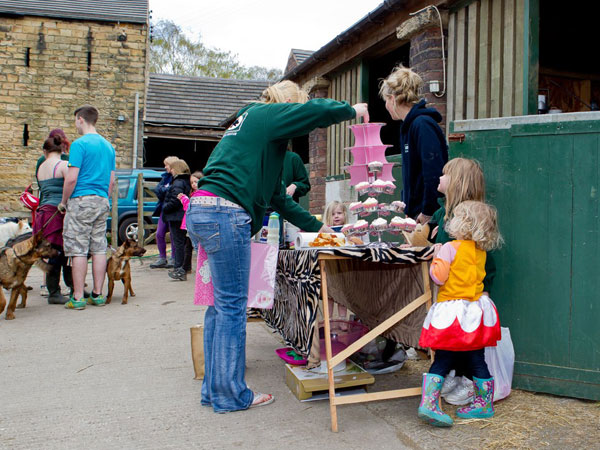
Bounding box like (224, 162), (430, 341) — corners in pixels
(291, 49), (314, 65)
(146, 73), (270, 128)
(0, 0), (148, 24)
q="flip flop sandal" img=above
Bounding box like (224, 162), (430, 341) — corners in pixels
(249, 392), (274, 408)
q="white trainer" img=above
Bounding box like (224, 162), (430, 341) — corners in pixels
(441, 370), (458, 396)
(444, 377), (474, 405)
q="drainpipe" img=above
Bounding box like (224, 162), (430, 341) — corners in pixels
(133, 92), (139, 168)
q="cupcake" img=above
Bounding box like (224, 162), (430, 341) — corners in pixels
(370, 217), (388, 232)
(404, 217), (417, 232)
(391, 200), (406, 213)
(383, 181), (396, 195)
(368, 160), (383, 173)
(349, 201), (364, 216)
(353, 219), (369, 235)
(378, 203), (390, 216)
(389, 216), (405, 234)
(362, 197), (378, 213)
(371, 179), (386, 194)
(356, 181), (370, 196)
(341, 224), (354, 236)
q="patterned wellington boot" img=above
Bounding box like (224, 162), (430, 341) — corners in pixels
(457, 377), (495, 419)
(417, 373), (454, 427)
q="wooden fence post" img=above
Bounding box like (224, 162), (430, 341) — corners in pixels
(111, 177), (119, 246)
(137, 172), (144, 243)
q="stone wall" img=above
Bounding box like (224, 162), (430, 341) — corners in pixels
(0, 16), (147, 212)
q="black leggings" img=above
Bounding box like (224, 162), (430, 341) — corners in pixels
(168, 220), (186, 269)
(429, 349), (491, 379)
(183, 236), (193, 272)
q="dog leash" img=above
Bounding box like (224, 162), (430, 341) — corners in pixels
(39, 208), (61, 232)
(0, 245), (28, 266)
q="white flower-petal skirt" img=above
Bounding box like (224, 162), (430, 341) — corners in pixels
(419, 295), (501, 351)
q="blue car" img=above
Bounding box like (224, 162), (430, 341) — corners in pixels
(107, 168), (165, 243)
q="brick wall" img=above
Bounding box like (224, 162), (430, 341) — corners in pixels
(410, 27), (447, 132)
(0, 16), (147, 212)
(308, 86), (328, 215)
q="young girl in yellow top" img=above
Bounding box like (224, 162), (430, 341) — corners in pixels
(417, 201), (503, 427)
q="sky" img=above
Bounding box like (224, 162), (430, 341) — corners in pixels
(149, 0), (384, 71)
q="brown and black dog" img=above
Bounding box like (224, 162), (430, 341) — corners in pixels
(0, 231), (57, 320)
(106, 238), (146, 304)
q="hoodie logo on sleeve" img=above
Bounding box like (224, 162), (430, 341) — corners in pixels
(224, 112), (248, 137)
(404, 144), (409, 153)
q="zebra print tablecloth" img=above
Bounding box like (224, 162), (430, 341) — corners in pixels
(260, 245), (435, 360)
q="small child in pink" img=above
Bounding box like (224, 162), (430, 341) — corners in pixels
(177, 171), (204, 230)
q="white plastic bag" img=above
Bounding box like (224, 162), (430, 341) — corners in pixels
(485, 327), (515, 401)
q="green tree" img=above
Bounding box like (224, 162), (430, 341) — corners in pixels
(149, 19), (282, 81)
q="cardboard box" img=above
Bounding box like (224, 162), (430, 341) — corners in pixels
(285, 361), (375, 401)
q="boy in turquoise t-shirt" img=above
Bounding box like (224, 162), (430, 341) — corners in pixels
(60, 105), (115, 310)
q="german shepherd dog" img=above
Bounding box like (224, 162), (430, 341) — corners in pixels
(0, 231), (57, 320)
(106, 238), (146, 305)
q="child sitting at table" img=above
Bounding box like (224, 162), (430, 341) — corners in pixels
(323, 201), (349, 321)
(417, 200), (503, 427)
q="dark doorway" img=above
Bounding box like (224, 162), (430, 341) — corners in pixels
(143, 137), (217, 172)
(365, 44), (410, 155)
(539, 0), (599, 112)
(291, 135), (309, 163)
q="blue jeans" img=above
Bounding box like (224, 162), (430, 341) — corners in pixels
(186, 200), (254, 413)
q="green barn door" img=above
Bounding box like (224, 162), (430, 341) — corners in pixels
(571, 131), (600, 375)
(450, 117), (600, 400)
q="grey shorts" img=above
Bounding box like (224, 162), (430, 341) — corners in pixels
(63, 195), (110, 257)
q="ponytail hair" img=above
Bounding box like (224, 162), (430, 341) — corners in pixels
(379, 64), (423, 106)
(260, 80), (308, 104)
(43, 134), (64, 154)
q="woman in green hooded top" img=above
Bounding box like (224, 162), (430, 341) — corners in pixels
(187, 80), (369, 413)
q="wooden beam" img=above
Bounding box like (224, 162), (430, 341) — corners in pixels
(329, 290), (432, 367)
(466, 1), (479, 119)
(454, 7), (467, 121)
(490, 0), (504, 117)
(502, 0), (516, 116)
(514, 0), (525, 115)
(333, 387), (423, 405)
(446, 12), (456, 130)
(294, 8), (414, 85)
(143, 126), (222, 140)
(523, 0), (539, 115)
(478, 0), (492, 118)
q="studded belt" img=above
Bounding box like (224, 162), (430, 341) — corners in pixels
(190, 196), (243, 209)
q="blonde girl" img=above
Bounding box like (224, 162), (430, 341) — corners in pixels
(323, 200), (348, 228)
(431, 158), (496, 406)
(417, 201), (503, 427)
(323, 201), (350, 321)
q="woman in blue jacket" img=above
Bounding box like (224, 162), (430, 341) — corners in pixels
(379, 65), (448, 223)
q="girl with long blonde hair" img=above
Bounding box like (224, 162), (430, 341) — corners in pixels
(430, 157), (496, 406)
